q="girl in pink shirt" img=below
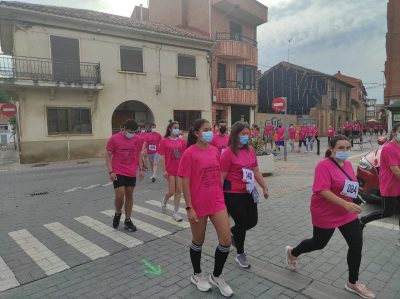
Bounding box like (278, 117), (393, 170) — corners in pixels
(360, 124), (400, 236)
(297, 125), (307, 153)
(327, 125), (335, 143)
(288, 124), (296, 152)
(178, 119), (233, 297)
(285, 135), (375, 299)
(220, 121), (269, 269)
(159, 121), (187, 222)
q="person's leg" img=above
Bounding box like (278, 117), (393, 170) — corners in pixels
(224, 193), (247, 255)
(161, 176), (176, 213)
(114, 187), (125, 214)
(290, 226), (335, 257)
(173, 177), (183, 221)
(360, 197), (396, 225)
(124, 186), (134, 219)
(152, 155), (159, 178)
(310, 138), (314, 151)
(305, 138), (310, 152)
(190, 217), (208, 274)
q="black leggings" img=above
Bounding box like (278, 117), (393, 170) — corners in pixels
(291, 219), (362, 284)
(298, 139), (306, 148)
(224, 193), (258, 255)
(361, 196), (400, 226)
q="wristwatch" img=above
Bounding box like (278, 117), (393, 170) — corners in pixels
(185, 206), (192, 210)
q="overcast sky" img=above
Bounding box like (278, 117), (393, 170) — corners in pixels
(1, 0), (388, 102)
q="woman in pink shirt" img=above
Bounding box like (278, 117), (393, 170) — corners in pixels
(159, 121), (187, 222)
(297, 124), (307, 153)
(285, 135), (375, 299)
(327, 125), (335, 143)
(178, 119), (233, 297)
(288, 124), (296, 152)
(221, 121), (269, 269)
(360, 124), (400, 237)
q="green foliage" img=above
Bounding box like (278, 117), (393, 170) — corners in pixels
(250, 137), (265, 156)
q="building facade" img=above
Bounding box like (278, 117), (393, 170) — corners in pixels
(366, 98), (377, 121)
(147, 0), (268, 126)
(0, 103), (14, 146)
(258, 62), (353, 135)
(0, 1), (213, 163)
(384, 0), (400, 106)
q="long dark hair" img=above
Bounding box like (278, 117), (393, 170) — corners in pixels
(391, 123), (400, 138)
(187, 119), (209, 147)
(325, 135), (349, 158)
(164, 121), (179, 137)
(228, 121), (251, 156)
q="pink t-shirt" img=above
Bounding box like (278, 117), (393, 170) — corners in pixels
(158, 137), (187, 176)
(299, 128), (307, 140)
(307, 127), (316, 137)
(288, 127), (296, 140)
(178, 145), (226, 218)
(220, 146), (258, 194)
(344, 122), (351, 131)
(265, 125), (274, 136)
(354, 124), (361, 131)
(311, 158), (358, 229)
(276, 127), (285, 141)
(145, 132), (162, 155)
(210, 133), (229, 152)
(106, 132), (142, 177)
(379, 142), (400, 197)
(327, 127), (335, 137)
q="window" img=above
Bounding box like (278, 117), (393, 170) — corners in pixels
(47, 107), (92, 135)
(178, 54), (196, 77)
(217, 63), (226, 87)
(236, 65), (256, 90)
(230, 22), (242, 41)
(173, 110), (201, 131)
(120, 46), (143, 72)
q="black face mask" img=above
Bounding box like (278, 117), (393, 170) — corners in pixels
(219, 127), (227, 134)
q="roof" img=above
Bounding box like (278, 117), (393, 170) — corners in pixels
(0, 1), (212, 42)
(261, 61), (354, 88)
(335, 72), (367, 97)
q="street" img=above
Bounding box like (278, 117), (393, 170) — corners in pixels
(0, 138), (399, 299)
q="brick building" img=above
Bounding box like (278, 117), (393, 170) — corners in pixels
(384, 0), (400, 106)
(146, 0), (268, 126)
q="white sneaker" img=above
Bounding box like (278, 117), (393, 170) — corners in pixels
(191, 273), (211, 292)
(161, 196), (167, 214)
(209, 274), (233, 297)
(173, 212), (183, 222)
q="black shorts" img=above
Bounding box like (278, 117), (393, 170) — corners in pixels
(113, 174), (136, 189)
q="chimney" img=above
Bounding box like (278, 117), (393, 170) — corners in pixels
(131, 5), (149, 21)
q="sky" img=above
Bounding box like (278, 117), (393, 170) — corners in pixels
(1, 0), (388, 102)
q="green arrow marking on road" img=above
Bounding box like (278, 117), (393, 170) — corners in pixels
(142, 259), (162, 276)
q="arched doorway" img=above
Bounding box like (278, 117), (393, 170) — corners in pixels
(111, 100), (154, 134)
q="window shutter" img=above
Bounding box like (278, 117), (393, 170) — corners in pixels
(120, 46), (143, 72)
(178, 55), (196, 77)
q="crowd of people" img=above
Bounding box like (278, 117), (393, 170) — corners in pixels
(104, 118), (400, 299)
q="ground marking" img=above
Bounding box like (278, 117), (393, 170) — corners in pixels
(0, 256), (19, 292)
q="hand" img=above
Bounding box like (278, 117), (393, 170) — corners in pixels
(139, 170), (144, 181)
(163, 171), (168, 179)
(345, 202), (362, 214)
(187, 208), (198, 224)
(109, 172), (117, 181)
(263, 188), (269, 200)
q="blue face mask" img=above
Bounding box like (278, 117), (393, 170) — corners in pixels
(172, 128), (180, 136)
(125, 132), (135, 139)
(335, 150), (349, 161)
(201, 131), (213, 143)
(239, 135), (249, 145)
(396, 133), (400, 142)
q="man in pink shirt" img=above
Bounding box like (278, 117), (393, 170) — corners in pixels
(106, 119), (144, 232)
(144, 123), (162, 182)
(297, 124), (307, 153)
(360, 124), (400, 237)
(306, 124), (315, 152)
(210, 119), (229, 153)
(264, 122), (274, 151)
(276, 124), (285, 150)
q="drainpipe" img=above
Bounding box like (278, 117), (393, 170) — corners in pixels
(140, 4), (143, 21)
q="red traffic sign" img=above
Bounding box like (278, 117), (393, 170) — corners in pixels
(272, 97), (286, 112)
(0, 103), (17, 117)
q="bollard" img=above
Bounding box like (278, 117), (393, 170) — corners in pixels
(317, 139), (320, 156)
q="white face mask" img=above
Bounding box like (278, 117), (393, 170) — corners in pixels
(151, 128), (157, 132)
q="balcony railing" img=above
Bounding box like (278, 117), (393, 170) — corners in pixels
(215, 32), (257, 47)
(0, 56), (101, 85)
(217, 80), (240, 88)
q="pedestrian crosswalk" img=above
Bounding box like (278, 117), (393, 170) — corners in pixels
(0, 201), (188, 293)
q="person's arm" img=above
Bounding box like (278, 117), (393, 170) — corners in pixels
(105, 151), (117, 181)
(182, 177), (198, 223)
(390, 165), (400, 178)
(137, 150), (144, 180)
(254, 166), (269, 199)
(319, 190), (362, 214)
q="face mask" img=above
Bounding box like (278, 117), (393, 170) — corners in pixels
(335, 150), (349, 161)
(202, 131), (213, 143)
(140, 130), (145, 133)
(219, 127), (227, 134)
(396, 133), (400, 142)
(172, 128), (180, 136)
(125, 132), (135, 139)
(151, 128), (157, 133)
(239, 135), (249, 145)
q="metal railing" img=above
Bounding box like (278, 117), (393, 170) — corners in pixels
(217, 80), (241, 88)
(0, 55), (101, 85)
(215, 32), (257, 47)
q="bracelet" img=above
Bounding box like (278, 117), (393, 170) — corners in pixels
(185, 206), (192, 210)
(108, 171), (114, 175)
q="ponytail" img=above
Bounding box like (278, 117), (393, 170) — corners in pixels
(186, 127), (197, 147)
(325, 149), (332, 158)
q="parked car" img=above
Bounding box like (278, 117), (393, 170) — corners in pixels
(357, 136), (388, 203)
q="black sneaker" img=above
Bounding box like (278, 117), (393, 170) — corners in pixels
(124, 218), (137, 232)
(112, 212), (122, 229)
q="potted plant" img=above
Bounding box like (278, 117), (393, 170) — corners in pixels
(250, 137), (274, 176)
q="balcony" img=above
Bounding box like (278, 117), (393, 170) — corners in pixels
(215, 32), (258, 62)
(216, 80), (257, 106)
(0, 56), (103, 89)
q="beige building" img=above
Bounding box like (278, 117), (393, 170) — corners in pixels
(0, 2), (213, 163)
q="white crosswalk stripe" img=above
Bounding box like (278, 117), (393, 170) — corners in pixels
(145, 200), (186, 214)
(8, 229), (70, 275)
(0, 256), (19, 292)
(133, 205), (190, 228)
(74, 216), (143, 248)
(44, 222), (109, 260)
(102, 182), (113, 187)
(101, 210), (172, 238)
(64, 187), (82, 193)
(84, 184), (100, 190)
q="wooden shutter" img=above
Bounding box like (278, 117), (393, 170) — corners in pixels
(120, 46), (143, 72)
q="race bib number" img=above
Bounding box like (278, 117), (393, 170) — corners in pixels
(242, 168), (255, 183)
(173, 148), (181, 159)
(149, 145), (156, 151)
(341, 179), (359, 199)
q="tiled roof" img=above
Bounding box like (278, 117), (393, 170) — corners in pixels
(0, 1), (212, 42)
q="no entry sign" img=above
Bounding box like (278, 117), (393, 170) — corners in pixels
(0, 103), (17, 117)
(272, 97), (286, 113)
